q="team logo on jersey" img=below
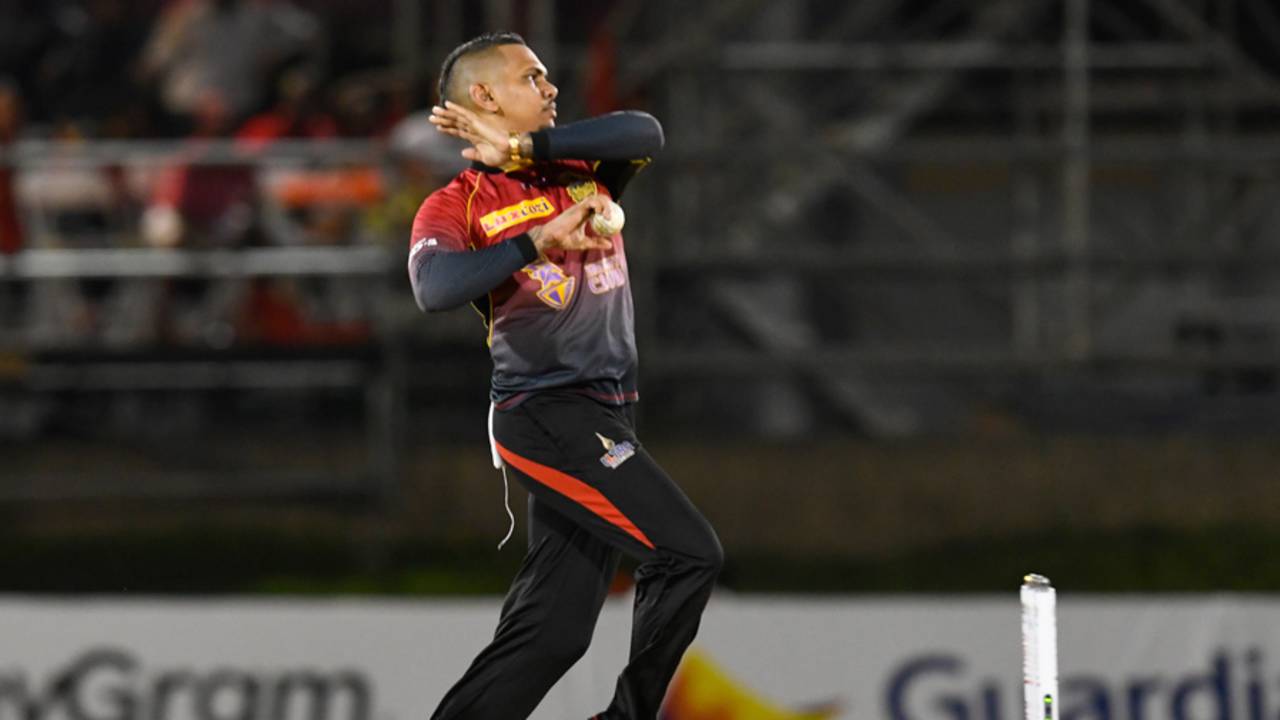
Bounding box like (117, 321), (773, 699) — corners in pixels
(596, 433), (636, 469)
(523, 261), (576, 310)
(567, 179), (598, 203)
(480, 197), (556, 237)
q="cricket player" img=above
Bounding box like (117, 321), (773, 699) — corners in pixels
(409, 31), (723, 720)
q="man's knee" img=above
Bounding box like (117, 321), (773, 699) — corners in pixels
(685, 528), (724, 580)
(643, 523), (724, 585)
(702, 531), (725, 576)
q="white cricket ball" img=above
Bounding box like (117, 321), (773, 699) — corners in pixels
(590, 200), (625, 237)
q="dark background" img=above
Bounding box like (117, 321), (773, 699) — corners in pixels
(2, 0), (1279, 594)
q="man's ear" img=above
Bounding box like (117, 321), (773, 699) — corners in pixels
(469, 83), (499, 112)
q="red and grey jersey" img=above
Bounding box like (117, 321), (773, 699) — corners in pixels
(409, 159), (638, 407)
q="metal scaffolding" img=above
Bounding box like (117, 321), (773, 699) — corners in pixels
(598, 0), (1280, 436)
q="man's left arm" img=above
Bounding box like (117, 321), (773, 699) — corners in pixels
(431, 104), (663, 199)
(529, 111), (663, 162)
(529, 111), (663, 199)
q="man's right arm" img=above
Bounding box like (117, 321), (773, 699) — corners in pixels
(410, 234), (538, 313)
(408, 193), (613, 313)
(409, 188), (534, 313)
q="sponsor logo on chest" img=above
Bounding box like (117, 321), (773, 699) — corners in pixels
(480, 197), (556, 237)
(585, 255), (627, 294)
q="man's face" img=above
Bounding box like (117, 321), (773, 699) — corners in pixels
(485, 44), (558, 133)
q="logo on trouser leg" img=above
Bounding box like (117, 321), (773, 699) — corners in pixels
(596, 432), (636, 469)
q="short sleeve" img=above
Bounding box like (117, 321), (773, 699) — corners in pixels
(408, 185), (473, 273)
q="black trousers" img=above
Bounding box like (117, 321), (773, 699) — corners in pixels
(430, 391), (723, 720)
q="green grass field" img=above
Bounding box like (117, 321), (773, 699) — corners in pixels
(2, 524), (1278, 594)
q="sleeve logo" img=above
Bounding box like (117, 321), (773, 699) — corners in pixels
(407, 237), (438, 269)
(480, 197), (556, 237)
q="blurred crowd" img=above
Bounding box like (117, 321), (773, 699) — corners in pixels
(0, 0), (440, 138)
(0, 0), (468, 350)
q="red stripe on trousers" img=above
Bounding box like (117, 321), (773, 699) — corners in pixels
(495, 441), (656, 550)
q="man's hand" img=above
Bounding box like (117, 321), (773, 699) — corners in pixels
(528, 195), (613, 254)
(430, 101), (530, 167)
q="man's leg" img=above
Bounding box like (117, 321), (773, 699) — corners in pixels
(431, 495), (621, 720)
(603, 450), (721, 720)
(492, 393), (723, 720)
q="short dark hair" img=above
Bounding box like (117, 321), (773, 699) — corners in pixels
(437, 31), (526, 105)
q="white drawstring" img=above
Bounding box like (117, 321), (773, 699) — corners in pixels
(498, 466), (515, 550)
(487, 402), (502, 469)
(489, 402), (516, 550)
